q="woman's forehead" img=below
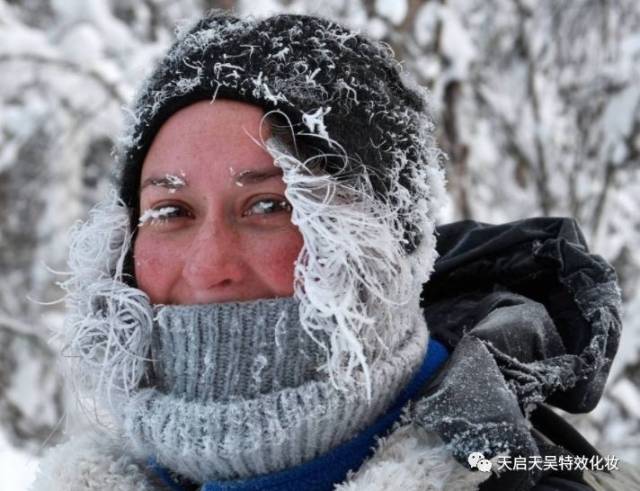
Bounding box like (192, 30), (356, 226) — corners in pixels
(140, 99), (277, 184)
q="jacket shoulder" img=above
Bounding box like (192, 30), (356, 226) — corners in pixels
(335, 423), (490, 491)
(32, 432), (159, 491)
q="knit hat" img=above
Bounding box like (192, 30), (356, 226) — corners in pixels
(116, 11), (443, 253)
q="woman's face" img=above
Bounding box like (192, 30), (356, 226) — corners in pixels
(133, 100), (304, 304)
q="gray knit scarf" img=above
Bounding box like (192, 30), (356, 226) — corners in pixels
(120, 297), (428, 484)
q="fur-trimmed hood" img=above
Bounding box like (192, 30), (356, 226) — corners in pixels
(33, 422), (490, 491)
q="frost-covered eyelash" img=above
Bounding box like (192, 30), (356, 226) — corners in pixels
(138, 199), (289, 225)
(244, 198), (292, 216)
(138, 206), (181, 226)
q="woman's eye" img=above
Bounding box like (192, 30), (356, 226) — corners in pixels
(243, 198), (292, 217)
(138, 205), (191, 227)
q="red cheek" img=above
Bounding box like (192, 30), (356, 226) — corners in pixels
(133, 237), (183, 301)
(133, 225), (303, 303)
(252, 233), (303, 295)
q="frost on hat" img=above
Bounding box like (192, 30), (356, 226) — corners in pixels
(116, 11), (442, 252)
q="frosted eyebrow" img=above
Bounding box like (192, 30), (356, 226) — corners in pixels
(140, 174), (187, 191)
(233, 168), (283, 186)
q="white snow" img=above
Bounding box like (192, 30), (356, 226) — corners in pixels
(238, 0), (282, 17)
(414, 3), (439, 47)
(438, 5), (476, 80)
(375, 0), (407, 26)
(0, 432), (39, 491)
(602, 85), (640, 164)
(367, 17), (388, 40)
(58, 24), (105, 65)
(610, 379), (640, 419)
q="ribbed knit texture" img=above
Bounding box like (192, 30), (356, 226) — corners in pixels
(122, 297), (428, 484)
(151, 298), (324, 401)
(148, 338), (450, 491)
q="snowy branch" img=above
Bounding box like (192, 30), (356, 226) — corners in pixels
(0, 313), (45, 340)
(0, 52), (127, 105)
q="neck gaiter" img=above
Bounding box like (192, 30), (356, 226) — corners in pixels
(120, 297), (428, 484)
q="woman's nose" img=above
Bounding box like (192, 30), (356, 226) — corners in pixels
(181, 220), (244, 291)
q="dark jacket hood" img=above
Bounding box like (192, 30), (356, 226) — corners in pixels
(416, 217), (622, 490)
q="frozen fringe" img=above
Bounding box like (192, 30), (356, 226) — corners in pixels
(59, 190), (153, 411)
(266, 131), (439, 398)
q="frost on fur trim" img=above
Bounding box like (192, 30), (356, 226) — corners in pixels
(266, 129), (443, 398)
(60, 191), (152, 408)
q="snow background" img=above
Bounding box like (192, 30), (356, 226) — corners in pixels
(0, 0), (638, 488)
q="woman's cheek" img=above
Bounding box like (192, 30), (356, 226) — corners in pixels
(256, 230), (304, 296)
(133, 235), (181, 303)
